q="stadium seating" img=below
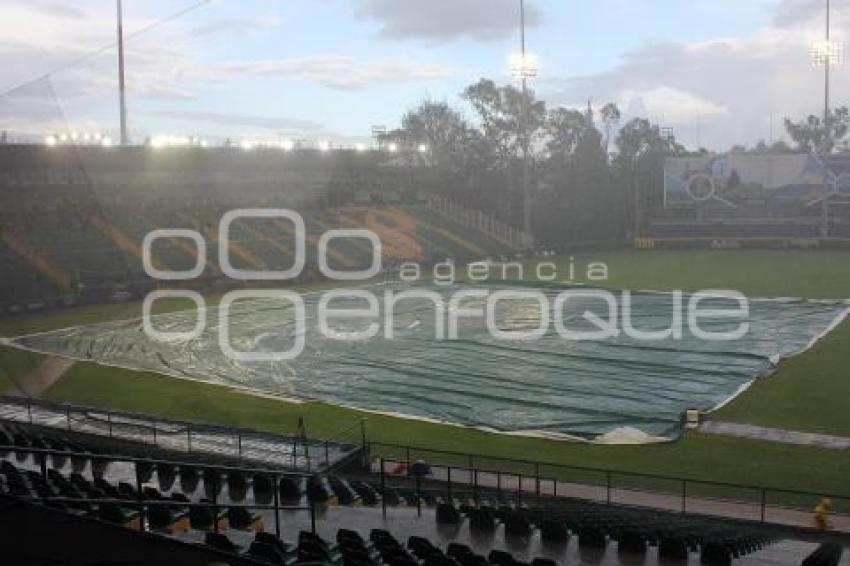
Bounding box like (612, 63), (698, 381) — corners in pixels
(0, 196), (514, 313)
(1, 415), (835, 566)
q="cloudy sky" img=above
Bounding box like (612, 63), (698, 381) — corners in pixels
(0, 0), (846, 149)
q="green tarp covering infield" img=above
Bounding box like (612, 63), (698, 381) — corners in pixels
(12, 282), (848, 441)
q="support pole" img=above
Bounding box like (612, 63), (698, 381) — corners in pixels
(117, 0), (128, 145)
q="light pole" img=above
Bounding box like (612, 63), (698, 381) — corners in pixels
(117, 0), (128, 145)
(825, 0), (830, 128)
(811, 0), (843, 150)
(510, 0), (538, 250)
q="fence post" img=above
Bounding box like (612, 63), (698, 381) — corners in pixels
(39, 450), (48, 480)
(606, 471), (611, 505)
(416, 474), (422, 517)
(152, 422), (157, 446)
(273, 473), (281, 538)
(324, 441), (330, 469)
(238, 433), (242, 462)
(473, 469), (478, 506)
(681, 480), (686, 514)
(516, 473), (522, 505)
(187, 425), (192, 453)
(135, 462), (146, 533)
(497, 471), (501, 495)
(406, 445), (411, 465)
(212, 475), (219, 533)
(309, 477), (317, 534)
(66, 407), (71, 431)
(447, 466), (452, 500)
(27, 398), (32, 424)
(380, 457), (387, 518)
(760, 489), (766, 522)
(107, 413), (113, 437)
(535, 462), (540, 502)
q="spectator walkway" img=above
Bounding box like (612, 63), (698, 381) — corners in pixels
(700, 421), (850, 450)
(0, 395), (360, 472)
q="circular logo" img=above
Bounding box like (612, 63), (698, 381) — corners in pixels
(685, 173), (715, 202)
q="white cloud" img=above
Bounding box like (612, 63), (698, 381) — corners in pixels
(617, 86), (728, 124)
(187, 15), (281, 38)
(152, 109), (324, 132)
(206, 56), (455, 90)
(354, 0), (541, 42)
(543, 3), (849, 149)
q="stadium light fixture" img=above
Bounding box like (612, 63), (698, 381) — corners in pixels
(281, 139), (294, 151)
(417, 143), (429, 153)
(70, 131), (79, 141)
(318, 141), (330, 152)
(240, 140), (255, 151)
(387, 142), (398, 153)
(509, 52), (538, 79)
(811, 39), (843, 67)
(355, 142), (367, 152)
(101, 136), (113, 147)
(59, 133), (69, 142)
(45, 135), (57, 146)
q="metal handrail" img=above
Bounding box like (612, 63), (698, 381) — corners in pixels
(368, 441), (850, 500)
(1, 394), (300, 439)
(0, 443), (309, 478)
(369, 441), (850, 528)
(1, 443), (319, 537)
(2, 395), (363, 470)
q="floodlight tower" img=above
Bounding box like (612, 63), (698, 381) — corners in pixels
(510, 0), (538, 250)
(811, 0), (843, 147)
(117, 0), (128, 145)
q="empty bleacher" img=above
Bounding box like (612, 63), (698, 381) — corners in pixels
(1, 414), (844, 565)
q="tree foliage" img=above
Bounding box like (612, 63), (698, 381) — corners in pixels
(784, 107), (850, 154)
(378, 80), (688, 247)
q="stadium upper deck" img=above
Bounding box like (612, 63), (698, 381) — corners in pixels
(0, 144), (514, 313)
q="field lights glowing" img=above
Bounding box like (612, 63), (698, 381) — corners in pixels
(811, 39), (844, 67)
(509, 52), (538, 79)
(45, 131), (111, 147)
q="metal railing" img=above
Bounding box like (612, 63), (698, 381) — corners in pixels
(0, 395), (363, 472)
(368, 442), (850, 532)
(0, 443), (319, 537)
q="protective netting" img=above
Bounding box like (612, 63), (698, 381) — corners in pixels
(12, 282), (848, 441)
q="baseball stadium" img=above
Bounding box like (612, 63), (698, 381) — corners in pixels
(1, 1), (849, 565)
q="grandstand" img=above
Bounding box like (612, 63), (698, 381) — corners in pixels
(2, 140), (850, 565)
(4, 0), (850, 562)
(1, 396), (845, 565)
(0, 145), (514, 313)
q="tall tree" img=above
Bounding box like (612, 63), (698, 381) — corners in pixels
(386, 100), (471, 171)
(599, 102), (621, 157)
(614, 118), (685, 237)
(784, 106), (850, 154)
(546, 108), (590, 157)
(462, 78), (547, 168)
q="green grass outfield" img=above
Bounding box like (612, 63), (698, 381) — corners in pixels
(2, 250), (850, 498)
